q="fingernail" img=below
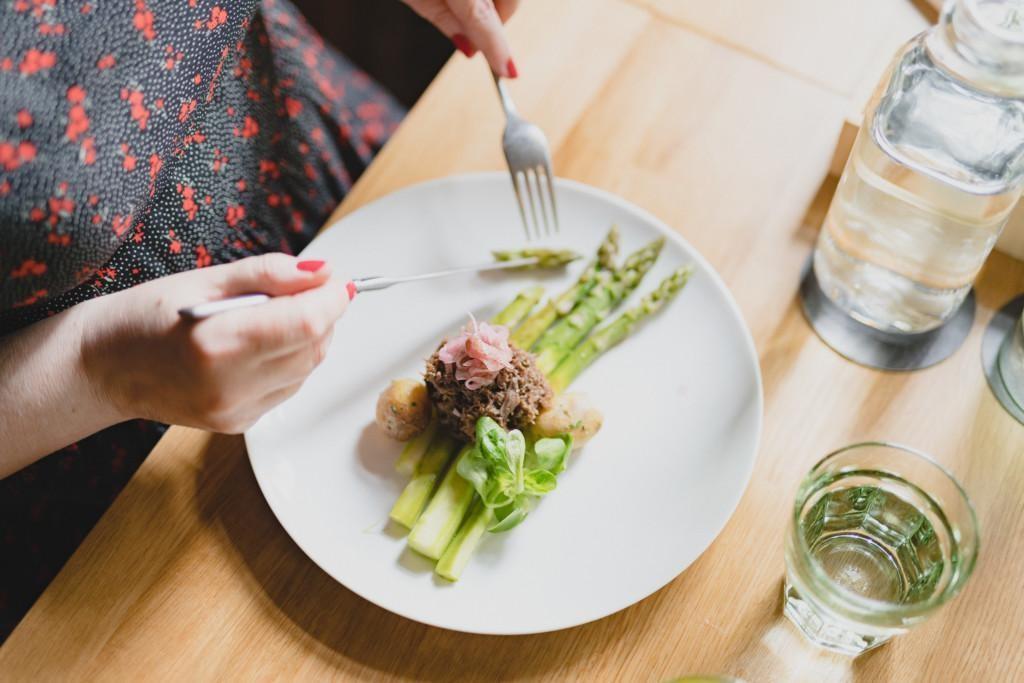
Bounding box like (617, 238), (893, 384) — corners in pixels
(505, 57), (518, 79)
(345, 281), (358, 301)
(452, 33), (476, 58)
(297, 259), (325, 272)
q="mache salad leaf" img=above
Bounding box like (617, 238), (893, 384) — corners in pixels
(456, 417), (573, 533)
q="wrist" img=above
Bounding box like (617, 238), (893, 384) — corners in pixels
(75, 296), (136, 426)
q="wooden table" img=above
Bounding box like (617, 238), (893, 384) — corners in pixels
(3, 1), (1023, 680)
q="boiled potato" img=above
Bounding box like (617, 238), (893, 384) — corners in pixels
(533, 392), (603, 449)
(376, 379), (431, 441)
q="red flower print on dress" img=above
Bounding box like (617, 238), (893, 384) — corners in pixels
(16, 109), (33, 128)
(120, 88), (150, 130)
(40, 195), (74, 228)
(13, 0), (54, 18)
(233, 115), (259, 138)
(111, 214), (132, 237)
(175, 183), (198, 220)
(195, 244), (212, 267)
(283, 96), (302, 118)
(196, 6), (227, 31)
(148, 153), (162, 196)
(178, 98), (196, 123)
(120, 144), (137, 172)
(212, 148), (228, 172)
(225, 204), (245, 227)
(10, 260), (47, 279)
(65, 86), (90, 146)
(0, 141), (37, 171)
(258, 159), (280, 179)
(18, 49), (56, 76)
(361, 120), (383, 146)
(163, 45), (183, 70)
(133, 0), (155, 41)
(167, 229), (181, 254)
(181, 130), (207, 149)
(96, 54), (116, 70)
(80, 137), (96, 165)
(14, 289), (48, 308)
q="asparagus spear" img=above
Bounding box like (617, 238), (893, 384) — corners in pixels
(492, 248), (582, 269)
(389, 433), (460, 528)
(407, 445), (476, 559)
(549, 265), (694, 393)
(491, 285), (545, 327)
(510, 226), (621, 350)
(533, 238), (665, 375)
(394, 417), (438, 476)
(435, 497), (494, 581)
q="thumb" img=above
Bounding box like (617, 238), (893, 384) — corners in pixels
(213, 253), (332, 297)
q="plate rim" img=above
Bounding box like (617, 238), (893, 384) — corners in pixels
(245, 171), (764, 635)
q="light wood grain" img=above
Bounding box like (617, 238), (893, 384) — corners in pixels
(3, 0), (1024, 681)
(626, 0), (928, 99)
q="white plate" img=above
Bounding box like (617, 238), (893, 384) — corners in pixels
(246, 173), (762, 635)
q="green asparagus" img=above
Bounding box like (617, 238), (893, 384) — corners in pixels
(492, 248), (582, 269)
(389, 433), (459, 529)
(394, 417), (438, 476)
(490, 285), (545, 327)
(407, 445), (476, 559)
(510, 226), (621, 350)
(549, 265), (693, 393)
(533, 238), (665, 375)
(435, 497), (494, 582)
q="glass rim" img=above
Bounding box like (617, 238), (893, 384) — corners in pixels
(790, 440), (980, 625)
(962, 0), (1024, 46)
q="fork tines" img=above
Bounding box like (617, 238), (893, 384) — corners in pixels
(509, 164), (559, 240)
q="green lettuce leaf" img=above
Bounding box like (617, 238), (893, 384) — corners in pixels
(458, 417), (572, 534)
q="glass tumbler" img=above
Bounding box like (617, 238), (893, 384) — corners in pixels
(998, 308), (1024, 410)
(784, 443), (979, 656)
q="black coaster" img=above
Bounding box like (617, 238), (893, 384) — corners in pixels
(981, 294), (1024, 425)
(798, 258), (976, 371)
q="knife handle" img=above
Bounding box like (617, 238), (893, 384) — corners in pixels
(178, 280), (359, 320)
(178, 294), (272, 320)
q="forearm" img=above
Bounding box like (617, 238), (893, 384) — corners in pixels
(0, 299), (125, 477)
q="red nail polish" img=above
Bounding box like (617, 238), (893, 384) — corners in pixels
(345, 281), (358, 301)
(452, 33), (476, 58)
(506, 57), (518, 79)
(297, 259), (325, 272)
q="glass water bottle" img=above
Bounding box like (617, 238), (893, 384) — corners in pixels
(814, 0), (1024, 333)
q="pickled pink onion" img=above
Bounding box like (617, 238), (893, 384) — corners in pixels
(438, 315), (514, 390)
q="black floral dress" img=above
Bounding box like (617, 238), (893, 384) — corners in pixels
(0, 0), (404, 640)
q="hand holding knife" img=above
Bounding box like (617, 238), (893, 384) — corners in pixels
(178, 252), (576, 320)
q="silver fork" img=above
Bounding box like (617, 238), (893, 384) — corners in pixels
(493, 73), (559, 240)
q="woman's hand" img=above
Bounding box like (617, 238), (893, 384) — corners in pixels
(82, 253), (349, 433)
(0, 253), (348, 477)
(403, 0), (521, 77)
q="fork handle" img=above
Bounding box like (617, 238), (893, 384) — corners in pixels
(492, 71), (518, 119)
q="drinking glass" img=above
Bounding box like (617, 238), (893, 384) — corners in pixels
(998, 308), (1024, 410)
(783, 443), (979, 656)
